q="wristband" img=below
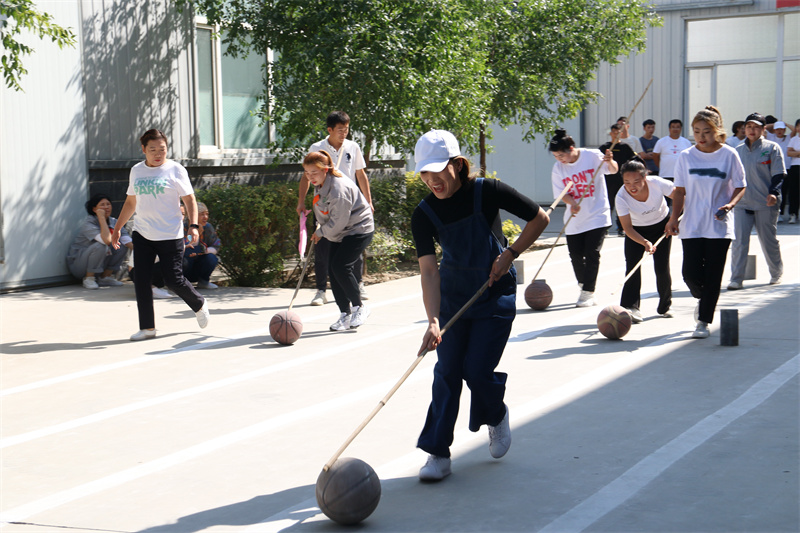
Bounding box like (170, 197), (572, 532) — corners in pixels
(189, 224), (200, 229)
(506, 247), (520, 259)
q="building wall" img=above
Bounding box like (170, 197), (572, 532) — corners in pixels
(583, 0), (796, 146)
(0, 0), (88, 291)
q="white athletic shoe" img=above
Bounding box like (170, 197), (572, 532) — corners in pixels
(152, 287), (174, 299)
(488, 406), (511, 459)
(419, 455), (451, 481)
(359, 282), (369, 301)
(195, 300), (210, 329)
(350, 305), (370, 328)
(692, 322), (710, 339)
(789, 215), (797, 224)
(727, 281), (743, 290)
(130, 329), (157, 341)
(626, 307), (643, 324)
(576, 290), (596, 307)
(97, 276), (123, 287)
(330, 312), (351, 331)
(770, 276), (782, 285)
(310, 290), (327, 306)
(197, 280), (218, 289)
(83, 277), (99, 290)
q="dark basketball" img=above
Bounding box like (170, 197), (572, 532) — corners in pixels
(597, 305), (632, 340)
(269, 310), (303, 345)
(316, 457), (381, 525)
(525, 280), (553, 310)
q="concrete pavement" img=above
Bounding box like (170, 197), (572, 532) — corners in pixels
(1, 215), (798, 533)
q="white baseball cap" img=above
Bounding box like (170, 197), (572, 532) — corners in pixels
(774, 121), (786, 129)
(414, 130), (460, 173)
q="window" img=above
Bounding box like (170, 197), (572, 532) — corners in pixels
(685, 13), (800, 131)
(196, 25), (269, 152)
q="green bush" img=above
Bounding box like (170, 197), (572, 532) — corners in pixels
(370, 171), (430, 267)
(197, 183), (302, 287)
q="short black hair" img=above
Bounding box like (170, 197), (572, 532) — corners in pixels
(642, 119), (655, 127)
(548, 129), (575, 152)
(326, 111), (350, 129)
(85, 193), (112, 216)
(668, 119), (683, 128)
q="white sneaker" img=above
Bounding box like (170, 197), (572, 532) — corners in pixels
(310, 290), (327, 306)
(576, 290), (596, 307)
(130, 329), (157, 341)
(419, 455), (451, 481)
(195, 300), (210, 329)
(727, 281), (743, 290)
(350, 305), (370, 328)
(488, 406), (511, 459)
(97, 276), (123, 287)
(152, 287), (174, 299)
(692, 322), (710, 339)
(197, 280), (218, 289)
(359, 282), (369, 301)
(660, 311), (674, 318)
(330, 312), (351, 331)
(770, 276), (782, 285)
(789, 215), (797, 224)
(83, 277), (99, 289)
(626, 307), (643, 324)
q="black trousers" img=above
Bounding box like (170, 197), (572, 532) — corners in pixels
(566, 226), (609, 293)
(328, 232), (373, 313)
(132, 232), (204, 330)
(620, 217), (672, 315)
(681, 238), (730, 324)
(783, 165), (799, 217)
(315, 236), (363, 290)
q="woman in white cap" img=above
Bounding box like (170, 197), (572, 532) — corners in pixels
(412, 130), (549, 481)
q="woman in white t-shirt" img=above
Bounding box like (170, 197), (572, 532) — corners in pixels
(666, 106), (746, 339)
(616, 159), (675, 323)
(549, 129), (616, 307)
(112, 129), (210, 341)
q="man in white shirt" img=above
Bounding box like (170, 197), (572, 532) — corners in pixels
(652, 119), (693, 181)
(296, 111), (374, 305)
(616, 116), (644, 156)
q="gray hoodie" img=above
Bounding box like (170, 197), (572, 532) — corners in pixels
(313, 173), (374, 242)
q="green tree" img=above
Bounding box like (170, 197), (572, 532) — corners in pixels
(1, 0), (77, 92)
(177, 0), (659, 167)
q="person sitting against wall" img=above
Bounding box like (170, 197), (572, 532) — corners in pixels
(67, 193), (132, 289)
(183, 202), (221, 289)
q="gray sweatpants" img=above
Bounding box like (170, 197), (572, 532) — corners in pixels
(68, 241), (128, 279)
(730, 207), (783, 283)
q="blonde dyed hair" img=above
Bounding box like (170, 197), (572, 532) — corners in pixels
(303, 150), (344, 177)
(692, 105), (727, 143)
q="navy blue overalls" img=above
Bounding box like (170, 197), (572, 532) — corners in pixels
(416, 178), (517, 458)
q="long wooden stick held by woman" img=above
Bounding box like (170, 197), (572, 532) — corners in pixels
(612, 214), (682, 295)
(287, 212), (316, 313)
(531, 79), (654, 282)
(322, 278), (492, 471)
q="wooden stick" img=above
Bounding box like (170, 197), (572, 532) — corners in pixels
(612, 214), (681, 295)
(322, 278), (492, 471)
(287, 240), (315, 313)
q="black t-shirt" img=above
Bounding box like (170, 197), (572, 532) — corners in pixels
(412, 178), (541, 258)
(599, 141), (636, 178)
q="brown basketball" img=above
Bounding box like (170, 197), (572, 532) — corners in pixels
(316, 457), (381, 525)
(524, 280), (553, 310)
(269, 310), (303, 345)
(597, 305), (632, 340)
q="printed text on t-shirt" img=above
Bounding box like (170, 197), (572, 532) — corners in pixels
(563, 169), (596, 198)
(134, 177), (169, 197)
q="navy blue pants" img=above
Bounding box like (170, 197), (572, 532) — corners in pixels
(417, 313), (513, 458)
(183, 253), (219, 284)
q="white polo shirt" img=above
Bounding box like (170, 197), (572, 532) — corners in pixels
(309, 137), (366, 183)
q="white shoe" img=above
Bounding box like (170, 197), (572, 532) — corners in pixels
(727, 281), (743, 290)
(789, 215), (797, 224)
(197, 280), (218, 289)
(488, 406), (511, 459)
(83, 277), (99, 289)
(195, 300), (210, 329)
(692, 322), (710, 339)
(350, 305), (370, 328)
(330, 312), (351, 331)
(310, 290), (327, 306)
(130, 329), (157, 341)
(97, 276), (123, 287)
(660, 311), (674, 318)
(152, 287), (174, 299)
(778, 214), (785, 223)
(770, 276), (782, 285)
(419, 455), (451, 481)
(626, 307), (643, 324)
(576, 290), (596, 307)
(359, 282), (369, 301)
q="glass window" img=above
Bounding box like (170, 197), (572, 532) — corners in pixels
(197, 28), (216, 147)
(717, 62), (776, 124)
(783, 60), (800, 123)
(687, 16), (778, 63)
(688, 68), (712, 121)
(221, 41), (267, 150)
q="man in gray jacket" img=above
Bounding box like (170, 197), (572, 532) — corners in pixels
(729, 112), (786, 289)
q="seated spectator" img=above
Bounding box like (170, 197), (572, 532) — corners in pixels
(183, 202), (221, 289)
(67, 194), (132, 289)
(128, 252), (175, 299)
